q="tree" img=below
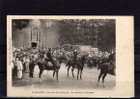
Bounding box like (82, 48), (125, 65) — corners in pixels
(97, 20), (115, 52)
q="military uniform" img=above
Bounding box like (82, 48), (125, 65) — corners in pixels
(47, 49), (55, 66)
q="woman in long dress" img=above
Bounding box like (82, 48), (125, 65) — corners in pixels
(15, 57), (23, 79)
(25, 56), (30, 73)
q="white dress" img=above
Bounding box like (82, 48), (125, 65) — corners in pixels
(16, 60), (23, 79)
(25, 58), (30, 72)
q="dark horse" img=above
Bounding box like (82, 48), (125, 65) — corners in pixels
(29, 53), (61, 80)
(97, 53), (115, 87)
(38, 56), (61, 80)
(66, 55), (87, 80)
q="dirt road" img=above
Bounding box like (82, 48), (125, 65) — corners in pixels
(13, 63), (115, 90)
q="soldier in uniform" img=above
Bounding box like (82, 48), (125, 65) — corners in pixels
(73, 49), (78, 64)
(46, 48), (55, 66)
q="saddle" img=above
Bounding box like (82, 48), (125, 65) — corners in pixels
(47, 61), (53, 67)
(45, 57), (57, 67)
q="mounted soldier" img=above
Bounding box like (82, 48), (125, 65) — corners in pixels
(73, 49), (78, 63)
(46, 48), (55, 66)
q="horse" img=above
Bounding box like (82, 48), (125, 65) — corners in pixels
(86, 56), (99, 68)
(66, 54), (87, 80)
(36, 53), (61, 81)
(97, 53), (115, 87)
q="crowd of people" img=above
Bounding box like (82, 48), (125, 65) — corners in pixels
(12, 47), (71, 80)
(11, 46), (114, 80)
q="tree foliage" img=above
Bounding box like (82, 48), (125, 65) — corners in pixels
(12, 19), (115, 52)
(58, 19), (115, 52)
(12, 19), (30, 31)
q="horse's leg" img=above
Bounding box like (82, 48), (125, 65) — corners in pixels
(56, 70), (59, 81)
(102, 73), (107, 88)
(39, 69), (43, 78)
(38, 65), (43, 82)
(53, 71), (55, 78)
(29, 68), (32, 78)
(71, 67), (75, 78)
(98, 71), (103, 83)
(67, 65), (70, 77)
(97, 70), (103, 87)
(77, 69), (80, 80)
(29, 63), (34, 78)
(80, 67), (83, 79)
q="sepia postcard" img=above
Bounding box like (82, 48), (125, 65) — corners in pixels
(7, 15), (134, 98)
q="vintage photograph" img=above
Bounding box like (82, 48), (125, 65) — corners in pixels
(7, 16), (134, 97)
